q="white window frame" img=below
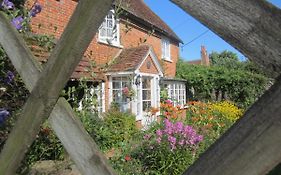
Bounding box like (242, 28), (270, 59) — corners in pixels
(136, 73), (160, 126)
(98, 9), (120, 46)
(166, 82), (186, 107)
(110, 76), (132, 112)
(77, 83), (105, 115)
(161, 37), (171, 61)
(142, 76), (152, 112)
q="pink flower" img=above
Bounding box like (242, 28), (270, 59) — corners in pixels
(125, 155), (131, 161)
(165, 99), (173, 105)
(122, 87), (129, 94)
(168, 136), (176, 145)
(156, 137), (162, 144)
(156, 129), (163, 137)
(178, 139), (185, 146)
(143, 134), (151, 140)
(174, 121), (184, 133)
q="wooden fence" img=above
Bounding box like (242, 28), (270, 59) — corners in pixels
(0, 0), (280, 175)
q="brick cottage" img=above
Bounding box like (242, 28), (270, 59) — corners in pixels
(27, 0), (187, 126)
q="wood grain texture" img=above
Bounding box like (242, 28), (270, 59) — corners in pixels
(50, 99), (116, 175)
(0, 9), (116, 175)
(168, 1), (281, 174)
(0, 0), (114, 174)
(171, 0), (281, 76)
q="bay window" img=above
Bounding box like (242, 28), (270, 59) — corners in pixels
(164, 82), (186, 106)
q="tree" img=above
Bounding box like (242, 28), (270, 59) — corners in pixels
(176, 50), (271, 108)
(210, 51), (241, 70)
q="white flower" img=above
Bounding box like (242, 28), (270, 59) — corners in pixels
(0, 87), (6, 92)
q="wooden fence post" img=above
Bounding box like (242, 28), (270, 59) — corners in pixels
(170, 0), (281, 174)
(0, 0), (115, 174)
(171, 0), (281, 76)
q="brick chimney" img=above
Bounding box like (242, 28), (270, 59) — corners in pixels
(201, 45), (210, 66)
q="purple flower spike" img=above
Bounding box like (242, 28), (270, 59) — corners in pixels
(4, 70), (14, 84)
(1, 0), (14, 10)
(156, 129), (162, 137)
(11, 16), (24, 30)
(0, 109), (9, 125)
(30, 3), (42, 17)
(143, 134), (151, 140)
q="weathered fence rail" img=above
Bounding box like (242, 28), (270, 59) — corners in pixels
(172, 0), (281, 77)
(171, 0), (281, 174)
(0, 0), (116, 174)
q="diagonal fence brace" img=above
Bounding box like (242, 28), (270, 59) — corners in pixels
(0, 0), (115, 174)
(170, 0), (281, 174)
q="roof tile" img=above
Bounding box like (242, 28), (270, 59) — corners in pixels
(117, 0), (182, 43)
(108, 45), (150, 72)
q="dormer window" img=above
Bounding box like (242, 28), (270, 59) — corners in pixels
(161, 37), (171, 61)
(98, 10), (120, 46)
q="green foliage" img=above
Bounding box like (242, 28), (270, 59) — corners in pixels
(27, 125), (64, 163)
(176, 58), (270, 108)
(77, 109), (138, 151)
(19, 125), (64, 173)
(24, 34), (56, 51)
(110, 142), (144, 175)
(99, 110), (137, 150)
(210, 51), (241, 70)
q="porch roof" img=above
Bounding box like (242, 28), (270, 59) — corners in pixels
(107, 45), (151, 72)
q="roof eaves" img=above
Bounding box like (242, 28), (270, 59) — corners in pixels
(122, 11), (183, 43)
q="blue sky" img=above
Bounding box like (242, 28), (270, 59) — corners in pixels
(144, 0), (281, 61)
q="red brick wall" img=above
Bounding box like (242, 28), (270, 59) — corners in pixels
(120, 20), (179, 77)
(28, 0), (179, 77)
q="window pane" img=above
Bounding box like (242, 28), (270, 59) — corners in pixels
(112, 81), (121, 89)
(99, 10), (119, 45)
(143, 101), (151, 111)
(142, 78), (151, 88)
(122, 81), (130, 88)
(108, 19), (113, 28)
(113, 90), (121, 101)
(142, 90), (151, 100)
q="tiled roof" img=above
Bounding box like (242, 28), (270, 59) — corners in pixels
(107, 45), (150, 72)
(116, 0), (182, 43)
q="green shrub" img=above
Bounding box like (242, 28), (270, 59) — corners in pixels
(110, 142), (144, 175)
(19, 124), (64, 174)
(26, 127), (64, 162)
(77, 109), (138, 151)
(176, 59), (270, 108)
